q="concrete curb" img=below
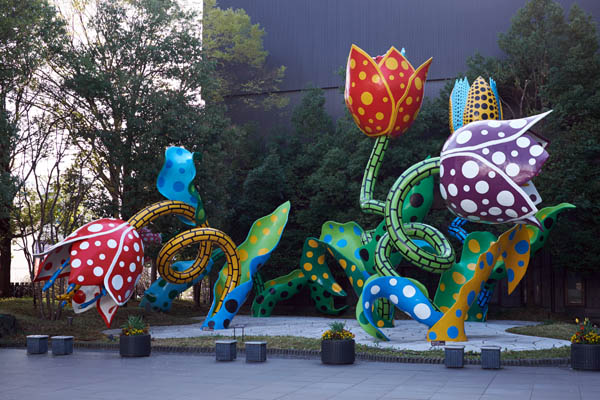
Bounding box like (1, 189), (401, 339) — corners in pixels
(1, 341), (571, 367)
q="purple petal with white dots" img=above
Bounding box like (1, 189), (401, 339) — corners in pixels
(440, 111), (552, 228)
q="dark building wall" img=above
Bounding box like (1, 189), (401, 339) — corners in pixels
(219, 0), (600, 125)
(218, 1), (600, 318)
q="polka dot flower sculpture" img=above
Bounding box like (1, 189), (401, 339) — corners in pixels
(345, 45), (432, 138)
(33, 219), (145, 327)
(440, 111), (551, 228)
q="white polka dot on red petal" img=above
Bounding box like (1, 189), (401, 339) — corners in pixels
(112, 275), (123, 290)
(87, 224), (103, 233)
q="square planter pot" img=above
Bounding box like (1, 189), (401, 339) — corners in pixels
(444, 345), (465, 368)
(51, 336), (74, 355)
(245, 341), (267, 362)
(119, 334), (151, 357)
(481, 345), (501, 369)
(321, 339), (355, 365)
(571, 343), (600, 371)
(27, 335), (49, 354)
(216, 340), (237, 361)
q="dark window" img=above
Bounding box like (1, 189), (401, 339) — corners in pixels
(565, 270), (585, 306)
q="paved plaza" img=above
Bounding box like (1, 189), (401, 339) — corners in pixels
(1, 348), (598, 400)
(105, 316), (571, 352)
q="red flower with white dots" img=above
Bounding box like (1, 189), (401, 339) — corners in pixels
(34, 218), (144, 327)
(345, 45), (432, 138)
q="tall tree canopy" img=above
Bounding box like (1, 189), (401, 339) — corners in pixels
(47, 0), (232, 220)
(202, 0), (287, 110)
(0, 0), (66, 297)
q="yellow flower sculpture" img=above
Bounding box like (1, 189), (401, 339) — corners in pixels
(344, 45), (432, 138)
(449, 76), (503, 134)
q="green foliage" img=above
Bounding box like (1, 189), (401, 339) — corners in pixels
(120, 315), (149, 336)
(239, 86), (449, 284)
(328, 321), (346, 333)
(465, 0), (600, 270)
(0, 0), (67, 295)
(202, 0), (287, 110)
(237, 151), (287, 230)
(0, 111), (17, 220)
(322, 321), (354, 340)
(51, 0), (235, 223)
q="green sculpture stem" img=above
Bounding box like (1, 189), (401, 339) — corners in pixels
(384, 157), (455, 272)
(360, 135), (389, 216)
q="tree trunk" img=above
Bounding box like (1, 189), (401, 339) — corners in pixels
(150, 259), (157, 283)
(193, 283), (200, 306)
(0, 217), (12, 298)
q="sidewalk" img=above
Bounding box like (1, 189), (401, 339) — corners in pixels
(1, 348), (597, 400)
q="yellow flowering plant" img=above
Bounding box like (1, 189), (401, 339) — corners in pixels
(571, 317), (600, 345)
(321, 321), (355, 341)
(121, 315), (149, 336)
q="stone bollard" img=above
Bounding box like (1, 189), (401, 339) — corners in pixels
(245, 341), (267, 362)
(51, 336), (74, 355)
(215, 340), (237, 361)
(27, 335), (49, 354)
(481, 345), (501, 369)
(444, 345), (465, 368)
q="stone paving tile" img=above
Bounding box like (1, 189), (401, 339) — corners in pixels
(480, 395), (533, 400)
(2, 348), (598, 400)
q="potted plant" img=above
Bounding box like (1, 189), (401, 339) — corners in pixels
(570, 317), (600, 371)
(119, 316), (151, 357)
(321, 321), (355, 365)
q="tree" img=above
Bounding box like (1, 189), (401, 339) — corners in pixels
(0, 0), (66, 297)
(45, 0), (232, 222)
(12, 118), (95, 317)
(465, 0), (600, 270)
(202, 0), (287, 110)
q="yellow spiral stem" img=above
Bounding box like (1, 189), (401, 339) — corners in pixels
(127, 200), (196, 230)
(157, 228), (240, 314)
(55, 284), (81, 305)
